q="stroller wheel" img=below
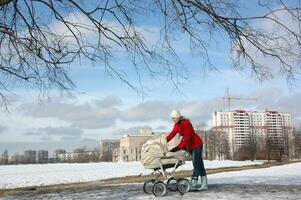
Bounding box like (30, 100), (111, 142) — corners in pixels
(167, 177), (178, 191)
(152, 181), (167, 197)
(177, 178), (190, 195)
(143, 180), (155, 194)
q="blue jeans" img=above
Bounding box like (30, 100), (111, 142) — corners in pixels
(192, 145), (206, 177)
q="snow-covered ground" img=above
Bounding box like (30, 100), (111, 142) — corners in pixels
(208, 162), (301, 185)
(0, 160), (264, 189)
(1, 162), (301, 200)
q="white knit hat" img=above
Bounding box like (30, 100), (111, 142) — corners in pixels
(170, 110), (181, 118)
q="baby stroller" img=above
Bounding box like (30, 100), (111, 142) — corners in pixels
(140, 134), (190, 197)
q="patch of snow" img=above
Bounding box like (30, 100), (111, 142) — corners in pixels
(208, 162), (301, 185)
(0, 160), (264, 189)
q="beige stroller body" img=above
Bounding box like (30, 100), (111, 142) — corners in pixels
(140, 134), (190, 197)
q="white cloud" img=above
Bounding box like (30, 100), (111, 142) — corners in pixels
(94, 95), (123, 107)
(48, 11), (160, 50)
(122, 100), (172, 122)
(1, 87), (300, 145)
(0, 125), (5, 134)
(24, 126), (84, 141)
(155, 125), (168, 131)
(17, 90), (301, 131)
(19, 95), (122, 129)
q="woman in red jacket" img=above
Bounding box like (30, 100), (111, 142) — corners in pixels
(167, 110), (208, 191)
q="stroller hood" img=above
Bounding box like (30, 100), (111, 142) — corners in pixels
(141, 134), (186, 169)
(140, 134), (169, 169)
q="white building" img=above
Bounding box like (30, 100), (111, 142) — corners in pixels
(213, 109), (293, 157)
(112, 128), (156, 162)
(111, 128), (171, 162)
(57, 151), (95, 162)
(57, 152), (79, 161)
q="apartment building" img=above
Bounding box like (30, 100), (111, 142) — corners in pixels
(24, 150), (36, 164)
(37, 150), (49, 164)
(213, 109), (293, 157)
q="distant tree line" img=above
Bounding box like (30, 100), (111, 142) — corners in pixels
(234, 128), (301, 162)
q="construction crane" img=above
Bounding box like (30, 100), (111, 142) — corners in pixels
(223, 88), (257, 111)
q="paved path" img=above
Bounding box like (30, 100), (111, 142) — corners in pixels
(1, 183), (301, 200)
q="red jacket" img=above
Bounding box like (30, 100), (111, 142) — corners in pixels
(166, 119), (203, 151)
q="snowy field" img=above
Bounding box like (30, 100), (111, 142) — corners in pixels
(1, 162), (301, 200)
(208, 162), (301, 185)
(0, 160), (264, 189)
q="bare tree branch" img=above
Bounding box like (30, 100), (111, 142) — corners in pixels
(0, 0), (300, 107)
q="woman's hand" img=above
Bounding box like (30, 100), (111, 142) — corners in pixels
(170, 146), (180, 152)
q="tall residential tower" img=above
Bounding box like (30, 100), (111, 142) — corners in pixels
(213, 109), (293, 157)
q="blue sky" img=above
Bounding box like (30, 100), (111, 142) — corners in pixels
(0, 1), (300, 155)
